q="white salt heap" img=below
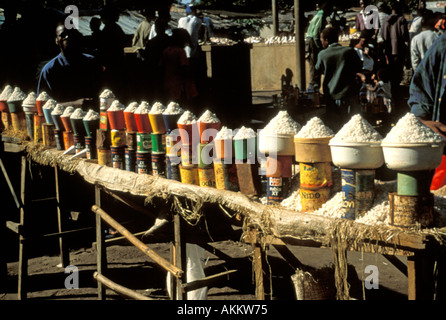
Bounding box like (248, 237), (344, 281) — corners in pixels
(61, 106), (74, 117)
(234, 126), (257, 140)
(7, 87), (27, 102)
(178, 110), (197, 124)
(295, 117), (334, 138)
(382, 112), (444, 144)
(108, 100), (125, 111)
(150, 102), (166, 114)
(37, 91), (51, 101)
(262, 111), (301, 134)
(163, 102), (184, 115)
(70, 108), (86, 119)
(43, 99), (57, 110)
(331, 114), (382, 143)
(23, 92), (37, 105)
(100, 89), (115, 99)
(124, 102), (138, 113)
(0, 85), (13, 100)
(198, 110), (220, 123)
(215, 126), (233, 140)
(83, 109), (99, 121)
(135, 101), (151, 114)
(51, 104), (65, 115)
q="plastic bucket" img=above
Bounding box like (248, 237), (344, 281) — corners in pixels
(43, 107), (54, 124)
(177, 122), (196, 146)
(382, 143), (444, 171)
(234, 137), (256, 162)
(266, 155), (293, 178)
(135, 113), (152, 133)
(83, 119), (99, 138)
(124, 111), (138, 132)
(61, 116), (73, 132)
(51, 113), (64, 131)
(107, 110), (125, 130)
(149, 113), (166, 134)
(36, 99), (47, 116)
(163, 113), (182, 133)
(198, 121), (221, 143)
(7, 100), (23, 113)
(258, 133), (295, 156)
(294, 137), (333, 163)
(0, 100), (8, 112)
(329, 141), (384, 169)
(71, 118), (87, 137)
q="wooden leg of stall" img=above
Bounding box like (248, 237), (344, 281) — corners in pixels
(17, 156), (28, 300)
(173, 212), (185, 300)
(252, 242), (271, 300)
(95, 184), (107, 300)
(55, 166), (69, 268)
(407, 251), (435, 300)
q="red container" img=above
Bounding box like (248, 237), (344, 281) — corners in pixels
(61, 116), (73, 132)
(134, 113), (152, 133)
(198, 121), (221, 144)
(36, 99), (47, 116)
(0, 100), (8, 112)
(266, 155), (293, 178)
(124, 111), (138, 132)
(177, 122), (197, 146)
(107, 110), (125, 130)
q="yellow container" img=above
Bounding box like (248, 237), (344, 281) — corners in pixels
(299, 162), (332, 189)
(294, 137), (333, 163)
(1, 112), (11, 130)
(42, 123), (56, 147)
(111, 129), (126, 147)
(179, 164), (199, 185)
(11, 112), (26, 132)
(149, 113), (166, 134)
(198, 166), (216, 188)
(34, 114), (45, 143)
(98, 148), (112, 167)
(214, 160), (239, 191)
(299, 187), (331, 212)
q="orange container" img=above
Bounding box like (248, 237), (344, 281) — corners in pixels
(124, 111), (138, 132)
(61, 116), (73, 132)
(177, 122), (197, 146)
(149, 113), (166, 134)
(63, 131), (74, 150)
(198, 121), (221, 143)
(134, 113), (152, 133)
(107, 110), (125, 130)
(266, 155), (293, 178)
(0, 100), (9, 112)
(36, 99), (47, 116)
(214, 138), (233, 160)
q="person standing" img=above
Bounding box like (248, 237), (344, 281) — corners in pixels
(178, 5), (202, 59)
(410, 11), (438, 71)
(315, 27), (365, 131)
(132, 7), (156, 59)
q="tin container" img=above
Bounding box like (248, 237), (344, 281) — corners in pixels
(151, 151), (166, 177)
(341, 169), (356, 220)
(236, 162), (262, 196)
(388, 192), (434, 228)
(24, 112), (34, 138)
(136, 151), (151, 174)
(1, 112), (11, 130)
(74, 134), (85, 153)
(63, 131), (74, 150)
(54, 129), (64, 150)
(34, 114), (45, 143)
(111, 129), (126, 148)
(11, 111), (26, 132)
(299, 187), (331, 212)
(166, 155), (181, 181)
(214, 160), (239, 191)
(126, 131), (137, 150)
(151, 133), (166, 153)
(136, 132), (152, 152)
(165, 132), (182, 156)
(97, 148), (112, 166)
(299, 162), (333, 189)
(99, 111), (109, 130)
(85, 136), (97, 159)
(198, 165), (216, 188)
(267, 177), (290, 205)
(96, 128), (111, 149)
(355, 169), (375, 218)
(198, 142), (214, 168)
(179, 164), (199, 185)
(397, 171), (432, 197)
(111, 146), (125, 170)
(42, 123), (56, 148)
(181, 144), (197, 166)
(125, 148), (136, 172)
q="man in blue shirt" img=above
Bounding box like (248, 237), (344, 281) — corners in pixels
(37, 22), (103, 109)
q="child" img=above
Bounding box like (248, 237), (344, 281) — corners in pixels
(364, 68), (392, 113)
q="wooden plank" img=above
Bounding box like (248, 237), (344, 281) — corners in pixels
(5, 221), (22, 235)
(18, 156), (28, 300)
(93, 272), (152, 300)
(173, 213), (184, 300)
(253, 244), (265, 300)
(182, 269), (237, 292)
(95, 184), (107, 300)
(91, 204), (183, 279)
(55, 166), (69, 268)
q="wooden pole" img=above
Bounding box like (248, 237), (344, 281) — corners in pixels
(294, 0), (306, 90)
(95, 185), (107, 300)
(55, 166), (70, 268)
(91, 204), (183, 278)
(93, 272), (153, 300)
(272, 0), (279, 36)
(173, 213), (184, 300)
(18, 156), (28, 300)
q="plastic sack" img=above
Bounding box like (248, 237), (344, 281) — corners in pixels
(431, 155), (446, 190)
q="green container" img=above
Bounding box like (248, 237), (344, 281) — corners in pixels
(397, 171), (432, 197)
(198, 142), (214, 168)
(7, 100), (23, 113)
(234, 136), (256, 162)
(151, 133), (165, 153)
(137, 132), (152, 152)
(83, 119), (100, 138)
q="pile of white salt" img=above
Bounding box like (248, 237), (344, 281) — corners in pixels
(331, 114), (382, 143)
(262, 111), (301, 135)
(198, 110), (220, 123)
(295, 117), (334, 138)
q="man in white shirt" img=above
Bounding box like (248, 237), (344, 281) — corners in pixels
(410, 11), (439, 71)
(178, 5), (202, 58)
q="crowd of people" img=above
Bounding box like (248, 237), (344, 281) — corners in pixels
(0, 3), (214, 114)
(306, 0), (446, 133)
